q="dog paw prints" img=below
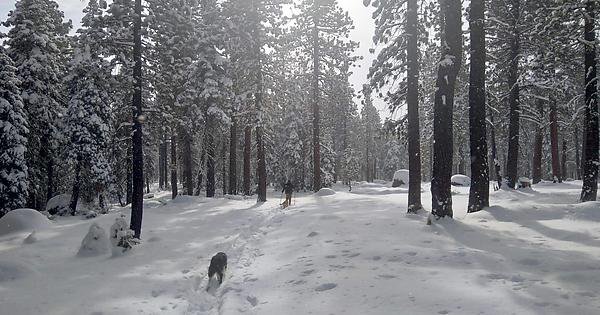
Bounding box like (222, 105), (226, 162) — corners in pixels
(246, 295), (258, 307)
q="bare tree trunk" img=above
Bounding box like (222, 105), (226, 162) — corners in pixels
(206, 122), (215, 198)
(506, 0), (521, 189)
(574, 126), (581, 180)
(550, 99), (562, 183)
(243, 125), (251, 196)
(69, 158), (82, 216)
(181, 130), (193, 195)
(581, 0), (599, 202)
(561, 139), (568, 180)
(431, 0), (462, 219)
(468, 0), (489, 213)
(532, 99), (544, 184)
(489, 108), (502, 188)
(229, 119), (237, 195)
(311, 5), (321, 192)
(170, 134), (178, 199)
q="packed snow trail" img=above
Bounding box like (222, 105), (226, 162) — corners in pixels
(1, 182), (600, 314)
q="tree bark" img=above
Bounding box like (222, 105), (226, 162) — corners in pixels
(311, 4), (322, 192)
(229, 118), (237, 195)
(550, 99), (562, 183)
(506, 0), (521, 189)
(574, 126), (581, 180)
(431, 0), (462, 219)
(468, 0), (489, 213)
(181, 130), (193, 195)
(69, 158), (82, 216)
(532, 99), (544, 184)
(159, 140), (165, 190)
(561, 139), (568, 180)
(243, 125), (251, 195)
(206, 122), (215, 198)
(581, 0), (599, 202)
(488, 108), (502, 188)
(130, 0), (144, 238)
(221, 138), (227, 195)
(170, 134), (178, 199)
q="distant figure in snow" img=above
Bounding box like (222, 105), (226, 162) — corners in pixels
(281, 180), (294, 208)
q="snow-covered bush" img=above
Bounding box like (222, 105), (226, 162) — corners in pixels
(392, 170), (409, 187)
(315, 188), (336, 196)
(0, 209), (51, 236)
(451, 174), (471, 186)
(46, 194), (71, 216)
(77, 223), (109, 257)
(110, 216), (138, 255)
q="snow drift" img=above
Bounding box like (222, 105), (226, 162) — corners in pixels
(315, 188), (336, 196)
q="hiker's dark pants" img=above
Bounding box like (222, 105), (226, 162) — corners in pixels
(285, 193), (292, 206)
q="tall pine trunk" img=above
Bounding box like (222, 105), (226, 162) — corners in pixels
(532, 99), (544, 184)
(549, 99), (562, 183)
(130, 0), (144, 238)
(467, 0), (489, 212)
(69, 158), (82, 216)
(243, 125), (251, 195)
(561, 139), (568, 180)
(311, 7), (322, 192)
(574, 127), (581, 180)
(581, 0), (599, 202)
(506, 0), (521, 189)
(221, 139), (227, 194)
(182, 130), (193, 195)
(159, 140), (165, 190)
(170, 134), (178, 199)
(489, 108), (502, 188)
(229, 118), (237, 195)
(431, 0), (462, 219)
(206, 121), (215, 198)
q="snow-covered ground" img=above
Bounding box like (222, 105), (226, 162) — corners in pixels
(1, 181), (600, 315)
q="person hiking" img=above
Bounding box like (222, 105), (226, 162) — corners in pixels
(281, 180), (294, 208)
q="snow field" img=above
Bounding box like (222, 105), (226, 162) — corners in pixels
(1, 181), (599, 314)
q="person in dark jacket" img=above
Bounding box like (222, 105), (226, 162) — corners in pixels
(281, 180), (294, 208)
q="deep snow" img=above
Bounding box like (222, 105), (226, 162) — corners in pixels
(1, 181), (599, 315)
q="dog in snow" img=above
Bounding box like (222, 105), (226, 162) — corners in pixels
(206, 252), (227, 291)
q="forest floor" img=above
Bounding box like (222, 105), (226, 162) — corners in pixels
(1, 181), (600, 315)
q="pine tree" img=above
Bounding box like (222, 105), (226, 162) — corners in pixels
(65, 0), (112, 215)
(581, 0), (599, 202)
(0, 49), (28, 217)
(467, 0), (489, 212)
(431, 0), (462, 219)
(3, 0), (70, 209)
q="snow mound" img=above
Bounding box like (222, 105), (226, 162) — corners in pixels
(23, 231), (37, 244)
(77, 223), (109, 257)
(315, 188), (336, 196)
(451, 174), (471, 186)
(0, 260), (36, 282)
(392, 170), (409, 187)
(46, 194), (71, 216)
(0, 209), (52, 236)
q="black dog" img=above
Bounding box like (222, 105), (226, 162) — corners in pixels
(207, 252), (227, 290)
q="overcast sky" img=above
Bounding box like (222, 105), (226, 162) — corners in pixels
(0, 0), (385, 116)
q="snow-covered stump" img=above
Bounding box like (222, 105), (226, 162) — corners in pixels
(110, 216), (138, 256)
(518, 177), (532, 189)
(77, 223), (109, 257)
(392, 170), (409, 187)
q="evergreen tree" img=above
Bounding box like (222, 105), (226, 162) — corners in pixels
(0, 49), (28, 216)
(3, 0), (70, 209)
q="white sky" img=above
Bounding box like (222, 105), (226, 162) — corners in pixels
(0, 0), (386, 116)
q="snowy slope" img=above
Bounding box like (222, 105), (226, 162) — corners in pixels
(1, 182), (600, 315)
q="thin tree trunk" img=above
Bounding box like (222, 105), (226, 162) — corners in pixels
(581, 0), (599, 202)
(311, 5), (322, 192)
(159, 140), (165, 190)
(222, 138), (227, 195)
(69, 159), (82, 216)
(170, 134), (178, 199)
(574, 126), (581, 180)
(561, 139), (568, 180)
(126, 150), (132, 205)
(468, 0), (489, 213)
(506, 0), (521, 189)
(489, 108), (502, 188)
(532, 99), (544, 184)
(550, 99), (562, 183)
(182, 130), (193, 195)
(206, 123), (215, 198)
(431, 0), (462, 219)
(243, 125), (251, 196)
(229, 118), (237, 195)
